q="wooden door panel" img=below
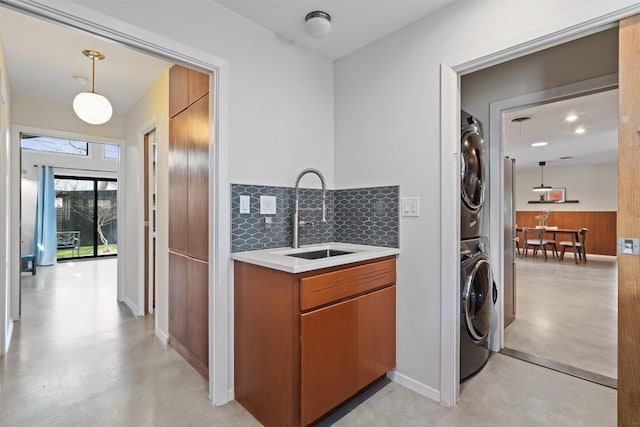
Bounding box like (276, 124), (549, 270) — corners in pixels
(357, 286), (396, 389)
(188, 258), (209, 379)
(187, 95), (210, 261)
(168, 252), (188, 349)
(301, 299), (358, 426)
(168, 112), (189, 253)
(169, 65), (189, 117)
(618, 15), (640, 425)
(188, 68), (209, 104)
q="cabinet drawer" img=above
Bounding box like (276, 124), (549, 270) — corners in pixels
(300, 258), (395, 311)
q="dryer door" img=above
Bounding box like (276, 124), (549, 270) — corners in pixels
(463, 258), (493, 343)
(460, 124), (485, 212)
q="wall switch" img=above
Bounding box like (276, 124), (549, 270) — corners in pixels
(239, 195), (250, 214)
(260, 195), (277, 215)
(401, 197), (420, 217)
(618, 237), (640, 255)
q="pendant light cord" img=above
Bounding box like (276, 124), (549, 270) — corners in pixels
(91, 56), (96, 93)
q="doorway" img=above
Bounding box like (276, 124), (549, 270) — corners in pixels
(499, 88), (619, 388)
(456, 26), (621, 403)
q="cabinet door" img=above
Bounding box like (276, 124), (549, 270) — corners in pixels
(169, 65), (189, 117)
(301, 299), (358, 426)
(168, 112), (189, 253)
(188, 68), (209, 104)
(187, 95), (210, 261)
(169, 252), (188, 349)
(188, 258), (209, 378)
(357, 286), (396, 389)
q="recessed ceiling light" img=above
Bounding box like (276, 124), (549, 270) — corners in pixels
(565, 114), (578, 122)
(530, 142), (548, 147)
(574, 126), (586, 135)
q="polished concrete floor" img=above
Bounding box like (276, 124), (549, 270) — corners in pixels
(1, 259), (616, 426)
(504, 254), (617, 379)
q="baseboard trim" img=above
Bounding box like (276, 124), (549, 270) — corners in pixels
(122, 296), (139, 317)
(155, 328), (169, 345)
(387, 371), (440, 403)
(4, 319), (14, 353)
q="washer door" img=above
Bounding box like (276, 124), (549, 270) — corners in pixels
(460, 124), (485, 212)
(463, 258), (493, 343)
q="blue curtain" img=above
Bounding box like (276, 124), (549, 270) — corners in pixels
(33, 166), (57, 265)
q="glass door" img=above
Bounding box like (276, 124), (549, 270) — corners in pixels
(54, 176), (117, 260)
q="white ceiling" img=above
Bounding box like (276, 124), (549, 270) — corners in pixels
(212, 0), (457, 60)
(0, 6), (172, 114)
(503, 89), (619, 170)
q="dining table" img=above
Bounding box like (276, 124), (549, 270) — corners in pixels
(515, 226), (583, 264)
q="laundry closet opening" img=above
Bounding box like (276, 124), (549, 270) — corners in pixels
(460, 27), (619, 388)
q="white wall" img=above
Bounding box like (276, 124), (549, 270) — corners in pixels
(12, 95), (125, 140)
(516, 163), (618, 211)
(122, 71), (169, 327)
(334, 0), (638, 399)
(20, 145), (118, 255)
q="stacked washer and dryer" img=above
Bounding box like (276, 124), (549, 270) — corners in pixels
(460, 111), (497, 382)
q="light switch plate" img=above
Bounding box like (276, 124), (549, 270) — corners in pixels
(260, 195), (277, 215)
(401, 197), (420, 217)
(239, 195), (250, 214)
(618, 237), (640, 255)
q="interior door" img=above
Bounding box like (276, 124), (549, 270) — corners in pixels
(618, 15), (640, 425)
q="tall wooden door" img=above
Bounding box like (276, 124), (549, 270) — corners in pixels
(618, 15), (640, 426)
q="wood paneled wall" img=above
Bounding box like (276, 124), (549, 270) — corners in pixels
(515, 211), (616, 256)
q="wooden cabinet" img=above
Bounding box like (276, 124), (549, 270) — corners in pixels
(169, 65), (210, 118)
(234, 257), (397, 426)
(168, 64), (210, 379)
(168, 110), (189, 253)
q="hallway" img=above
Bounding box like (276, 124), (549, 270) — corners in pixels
(0, 259), (616, 426)
(0, 259), (254, 426)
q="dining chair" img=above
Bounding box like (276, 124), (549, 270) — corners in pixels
(560, 228), (588, 263)
(543, 229), (559, 260)
(521, 227), (548, 260)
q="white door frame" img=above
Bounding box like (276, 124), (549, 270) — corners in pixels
(487, 74), (618, 351)
(2, 1), (232, 405)
(439, 6), (640, 408)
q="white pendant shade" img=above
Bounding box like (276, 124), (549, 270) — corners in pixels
(73, 91), (113, 125)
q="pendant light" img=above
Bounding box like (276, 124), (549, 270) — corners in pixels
(532, 161), (552, 192)
(73, 49), (113, 125)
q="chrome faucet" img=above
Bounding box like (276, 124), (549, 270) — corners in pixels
(292, 168), (327, 248)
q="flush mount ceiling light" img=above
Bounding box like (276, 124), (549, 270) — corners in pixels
(73, 49), (113, 125)
(530, 141), (548, 147)
(305, 11), (332, 39)
(565, 113), (578, 122)
(532, 161), (552, 192)
(574, 126), (586, 135)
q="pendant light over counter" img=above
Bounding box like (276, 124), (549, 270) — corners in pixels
(73, 49), (113, 125)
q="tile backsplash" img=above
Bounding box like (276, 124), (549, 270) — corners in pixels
(231, 184), (399, 252)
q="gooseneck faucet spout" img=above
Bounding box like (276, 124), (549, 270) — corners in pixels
(292, 168), (327, 248)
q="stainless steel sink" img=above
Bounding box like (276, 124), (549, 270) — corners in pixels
(286, 249), (354, 260)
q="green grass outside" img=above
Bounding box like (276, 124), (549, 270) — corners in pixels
(57, 244), (118, 259)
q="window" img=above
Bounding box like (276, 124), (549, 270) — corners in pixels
(104, 144), (119, 159)
(21, 135), (89, 156)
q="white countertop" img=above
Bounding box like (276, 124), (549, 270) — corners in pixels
(231, 242), (400, 273)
